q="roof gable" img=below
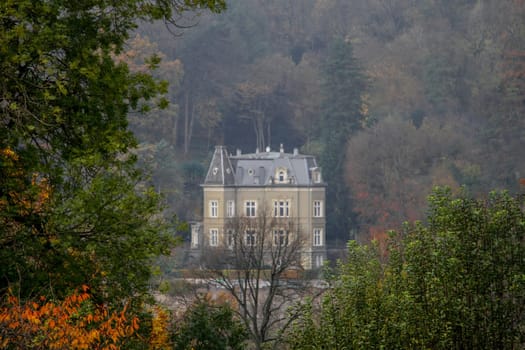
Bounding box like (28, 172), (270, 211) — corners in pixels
(204, 146), (235, 185)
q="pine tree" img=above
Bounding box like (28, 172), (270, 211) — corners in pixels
(319, 38), (367, 242)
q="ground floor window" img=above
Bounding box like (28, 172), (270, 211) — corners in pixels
(313, 228), (323, 246)
(315, 254), (324, 268)
(210, 228), (219, 246)
(245, 230), (256, 246)
(226, 229), (235, 248)
(273, 229), (289, 246)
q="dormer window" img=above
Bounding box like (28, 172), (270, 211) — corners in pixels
(275, 167), (288, 184)
(278, 170), (285, 182)
(311, 168), (322, 183)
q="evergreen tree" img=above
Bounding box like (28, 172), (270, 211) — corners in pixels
(319, 38), (367, 242)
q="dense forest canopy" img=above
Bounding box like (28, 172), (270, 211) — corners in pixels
(2, 0), (525, 348)
(135, 0), (525, 241)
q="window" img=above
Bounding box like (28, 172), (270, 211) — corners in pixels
(273, 229), (289, 246)
(275, 168), (288, 183)
(210, 200), (218, 218)
(278, 170), (285, 182)
(209, 228), (219, 247)
(313, 228), (323, 246)
(191, 227), (199, 248)
(273, 200), (290, 217)
(313, 200), (323, 217)
(245, 201), (257, 217)
(227, 200), (235, 217)
(315, 254), (324, 268)
(226, 229), (234, 249)
(245, 230), (256, 246)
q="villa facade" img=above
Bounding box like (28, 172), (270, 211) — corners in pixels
(191, 145), (326, 269)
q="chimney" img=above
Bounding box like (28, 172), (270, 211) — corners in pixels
(266, 146), (270, 152)
(236, 148), (241, 156)
(280, 143), (284, 154)
(256, 147), (259, 154)
(293, 147), (298, 156)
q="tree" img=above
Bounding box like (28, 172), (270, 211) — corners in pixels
(319, 37), (367, 241)
(172, 296), (248, 350)
(0, 286), (140, 349)
(287, 188), (525, 349)
(0, 0), (225, 305)
(344, 115), (474, 241)
(199, 212), (310, 350)
(232, 54), (296, 151)
(287, 240), (386, 349)
(115, 33), (184, 147)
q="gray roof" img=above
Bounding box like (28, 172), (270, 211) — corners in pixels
(204, 146), (236, 185)
(203, 145), (324, 187)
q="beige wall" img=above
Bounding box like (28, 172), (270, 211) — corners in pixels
(201, 185), (326, 269)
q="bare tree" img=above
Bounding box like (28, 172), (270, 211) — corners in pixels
(199, 211), (311, 350)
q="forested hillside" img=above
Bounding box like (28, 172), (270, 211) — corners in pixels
(2, 1), (524, 348)
(135, 0), (525, 242)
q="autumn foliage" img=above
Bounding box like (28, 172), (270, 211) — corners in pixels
(0, 147), (51, 214)
(0, 286), (139, 350)
(148, 306), (172, 349)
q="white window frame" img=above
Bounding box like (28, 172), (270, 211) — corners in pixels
(210, 200), (218, 218)
(209, 228), (219, 247)
(226, 229), (235, 249)
(191, 229), (199, 248)
(278, 170), (285, 182)
(245, 200), (257, 217)
(315, 254), (324, 268)
(275, 167), (288, 183)
(245, 230), (257, 246)
(313, 228), (323, 247)
(227, 200), (235, 217)
(313, 200), (323, 218)
(273, 229), (289, 246)
(273, 200), (290, 217)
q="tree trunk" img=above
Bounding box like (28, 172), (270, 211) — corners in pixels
(171, 111), (179, 147)
(183, 92), (195, 155)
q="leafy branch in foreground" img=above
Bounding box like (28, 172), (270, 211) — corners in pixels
(288, 188), (525, 349)
(0, 286), (139, 349)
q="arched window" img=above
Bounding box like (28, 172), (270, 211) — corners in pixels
(278, 170), (285, 182)
(275, 168), (288, 183)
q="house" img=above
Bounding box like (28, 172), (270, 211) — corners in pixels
(191, 144), (326, 270)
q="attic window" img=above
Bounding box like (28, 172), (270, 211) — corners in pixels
(248, 168), (255, 176)
(226, 168), (231, 174)
(275, 167), (288, 184)
(212, 167), (218, 175)
(310, 168), (322, 183)
(278, 170), (285, 182)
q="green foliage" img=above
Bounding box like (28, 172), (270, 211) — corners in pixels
(319, 38), (367, 240)
(0, 0), (225, 305)
(287, 188), (525, 349)
(172, 297), (248, 350)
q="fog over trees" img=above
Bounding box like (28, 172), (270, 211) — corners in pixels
(135, 0), (525, 242)
(2, 0), (525, 348)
